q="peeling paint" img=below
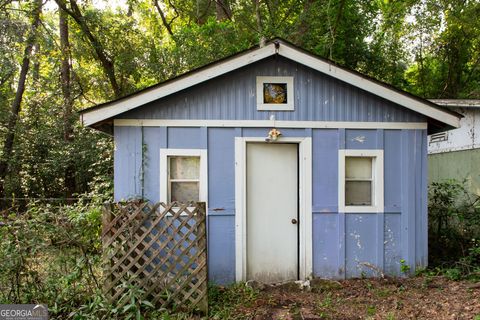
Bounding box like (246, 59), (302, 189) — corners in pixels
(352, 135), (366, 143)
(429, 108), (480, 154)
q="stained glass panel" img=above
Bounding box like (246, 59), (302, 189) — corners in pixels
(263, 83), (288, 104)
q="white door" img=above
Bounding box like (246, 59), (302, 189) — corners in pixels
(246, 143), (298, 283)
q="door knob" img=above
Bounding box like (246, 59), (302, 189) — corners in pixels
(291, 218), (298, 224)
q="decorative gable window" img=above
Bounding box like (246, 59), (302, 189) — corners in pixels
(160, 149), (207, 203)
(256, 76), (294, 111)
(338, 150), (384, 213)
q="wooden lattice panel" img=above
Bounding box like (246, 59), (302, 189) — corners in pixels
(101, 201), (207, 313)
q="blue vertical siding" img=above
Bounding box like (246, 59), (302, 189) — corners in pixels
(384, 130), (402, 212)
(114, 126), (429, 282)
(207, 215), (235, 284)
(345, 214), (378, 278)
(345, 129), (378, 149)
(142, 127), (165, 203)
(384, 213), (402, 275)
(167, 127), (202, 149)
(207, 128), (236, 211)
(313, 213), (339, 278)
(119, 56), (426, 124)
(312, 129), (338, 213)
(114, 126), (143, 201)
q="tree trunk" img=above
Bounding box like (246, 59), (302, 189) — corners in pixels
(60, 6), (76, 199)
(216, 0), (231, 21)
(153, 0), (174, 37)
(54, 0), (121, 98)
(0, 0), (43, 197)
(253, 0), (265, 47)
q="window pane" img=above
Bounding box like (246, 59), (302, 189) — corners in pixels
(263, 83), (287, 104)
(345, 181), (372, 206)
(169, 156), (200, 179)
(346, 157), (372, 180)
(170, 182), (199, 202)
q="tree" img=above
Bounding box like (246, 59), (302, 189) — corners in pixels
(54, 0), (122, 98)
(0, 0), (43, 197)
(59, 6), (76, 198)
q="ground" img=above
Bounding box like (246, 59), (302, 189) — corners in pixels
(209, 276), (480, 320)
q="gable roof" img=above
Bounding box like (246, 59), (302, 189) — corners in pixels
(80, 38), (461, 131)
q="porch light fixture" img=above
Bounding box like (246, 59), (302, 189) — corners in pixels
(265, 128), (282, 142)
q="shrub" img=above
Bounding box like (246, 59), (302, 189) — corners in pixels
(428, 179), (480, 279)
(0, 200), (102, 318)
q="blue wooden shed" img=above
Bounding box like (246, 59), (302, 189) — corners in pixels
(81, 39), (461, 284)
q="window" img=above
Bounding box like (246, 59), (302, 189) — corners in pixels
(168, 156), (200, 202)
(339, 150), (383, 213)
(160, 149), (207, 203)
(256, 76), (294, 111)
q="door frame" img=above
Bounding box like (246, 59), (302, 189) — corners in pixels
(234, 137), (312, 282)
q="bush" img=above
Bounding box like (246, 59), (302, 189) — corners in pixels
(428, 179), (480, 279)
(0, 200), (102, 318)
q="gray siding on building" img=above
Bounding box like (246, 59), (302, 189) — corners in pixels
(119, 56), (426, 123)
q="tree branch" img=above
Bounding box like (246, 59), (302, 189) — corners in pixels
(153, 0), (174, 37)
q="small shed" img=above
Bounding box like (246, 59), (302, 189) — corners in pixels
(81, 39), (461, 284)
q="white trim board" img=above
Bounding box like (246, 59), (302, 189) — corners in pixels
(234, 137), (313, 282)
(81, 40), (460, 128)
(114, 119), (428, 130)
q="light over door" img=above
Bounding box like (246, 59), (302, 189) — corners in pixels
(246, 143), (298, 283)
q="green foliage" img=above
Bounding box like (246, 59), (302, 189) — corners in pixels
(428, 179), (480, 280)
(208, 283), (258, 319)
(0, 201), (102, 317)
(400, 259), (411, 274)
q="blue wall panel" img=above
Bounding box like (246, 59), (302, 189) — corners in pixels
(143, 127), (165, 203)
(208, 215), (235, 284)
(313, 213), (340, 278)
(416, 130), (428, 266)
(345, 214), (378, 278)
(114, 126), (142, 200)
(384, 130), (402, 212)
(167, 127), (202, 149)
(312, 129), (338, 212)
(208, 128), (236, 211)
(384, 213), (402, 275)
(113, 125), (429, 282)
(345, 129), (378, 149)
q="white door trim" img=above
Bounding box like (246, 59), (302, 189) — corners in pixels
(235, 137), (312, 282)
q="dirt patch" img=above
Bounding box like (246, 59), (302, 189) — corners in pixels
(231, 276), (480, 319)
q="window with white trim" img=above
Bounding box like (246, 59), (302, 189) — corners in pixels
(339, 150), (384, 213)
(256, 76), (294, 111)
(160, 149), (207, 203)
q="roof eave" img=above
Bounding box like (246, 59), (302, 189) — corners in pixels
(79, 38), (462, 130)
